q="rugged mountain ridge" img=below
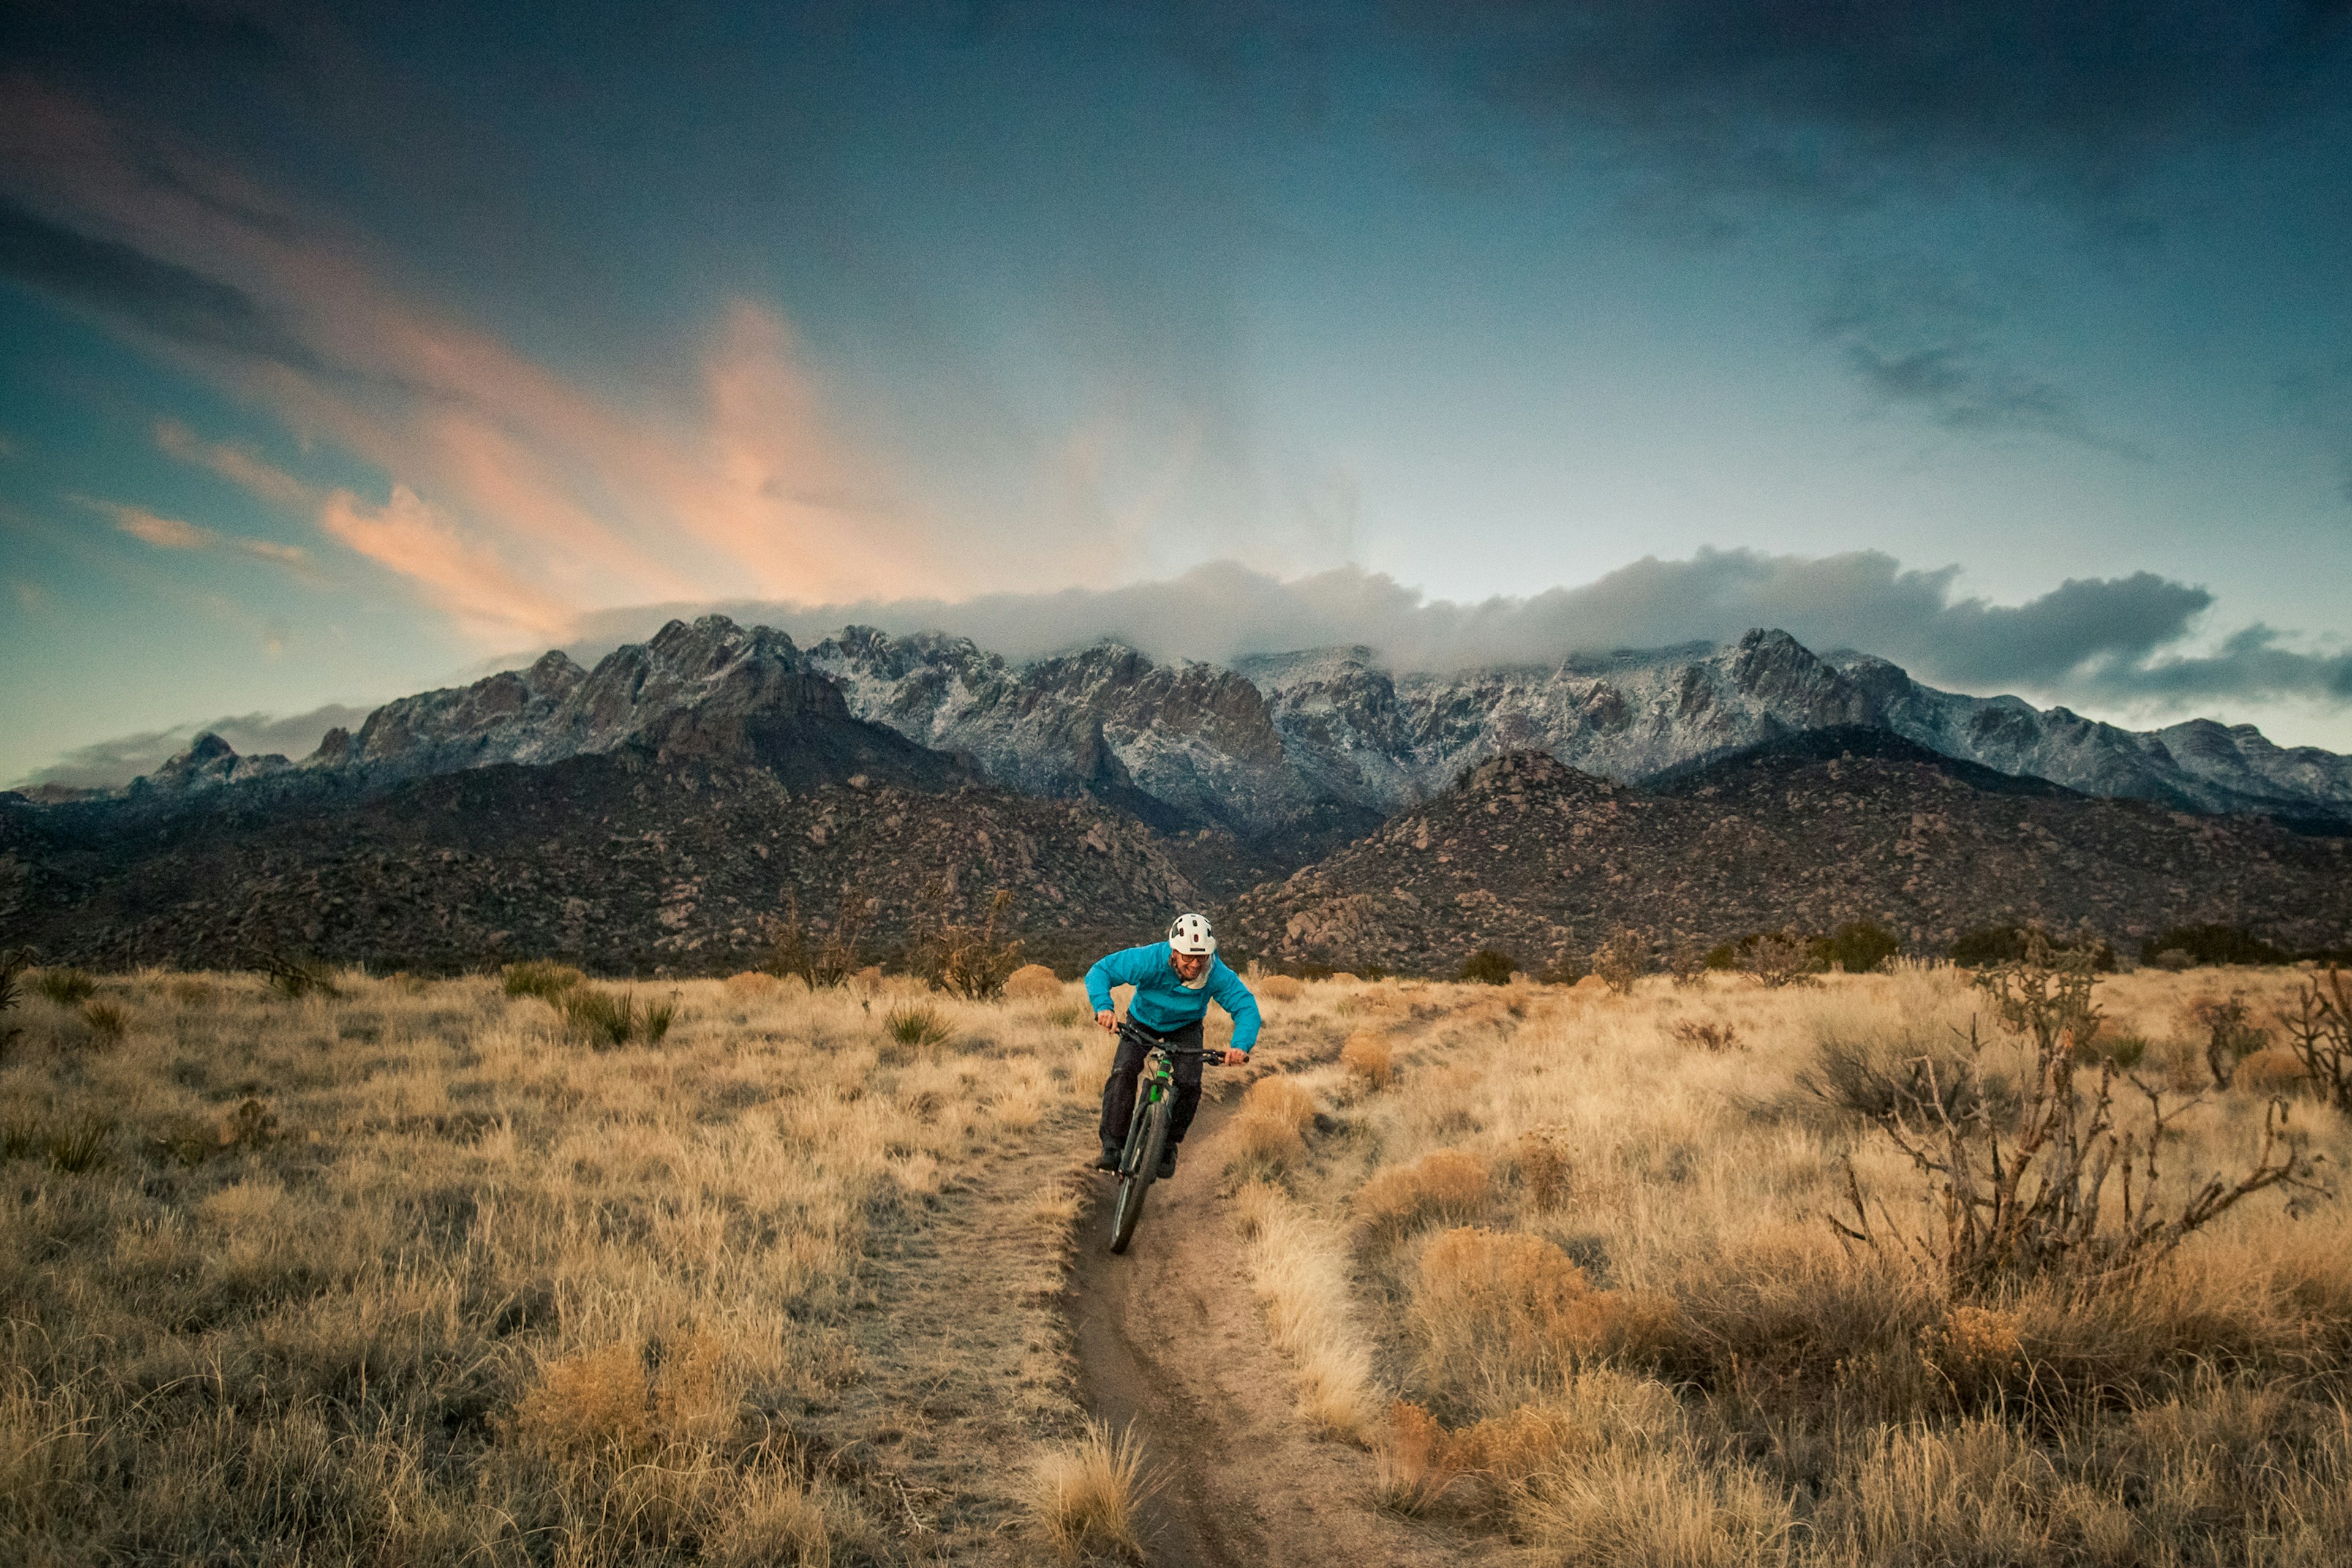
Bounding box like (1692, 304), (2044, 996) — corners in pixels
(58, 618), (2352, 843)
(1220, 730), (2352, 976)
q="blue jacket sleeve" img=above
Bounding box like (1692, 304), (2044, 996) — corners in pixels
(1085, 944), (1150, 1014)
(1211, 962), (1261, 1052)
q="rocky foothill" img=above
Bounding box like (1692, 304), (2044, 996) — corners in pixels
(1222, 730), (2352, 977)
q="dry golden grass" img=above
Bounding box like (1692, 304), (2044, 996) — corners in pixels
(1354, 1147), (1491, 1236)
(0, 967), (1108, 1564)
(1025, 1417), (1152, 1559)
(1234, 963), (2352, 1566)
(1237, 1182), (1378, 1439)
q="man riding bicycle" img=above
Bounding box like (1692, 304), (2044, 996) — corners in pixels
(1087, 913), (1259, 1178)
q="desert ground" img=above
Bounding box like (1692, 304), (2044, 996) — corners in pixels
(3, 957), (2348, 1565)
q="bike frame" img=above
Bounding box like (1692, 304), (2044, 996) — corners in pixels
(1106, 1020), (1208, 1253)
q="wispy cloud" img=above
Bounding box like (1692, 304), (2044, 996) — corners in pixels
(153, 417), (313, 507)
(88, 497), (312, 569)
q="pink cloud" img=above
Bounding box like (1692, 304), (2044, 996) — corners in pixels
(104, 502), (211, 550)
(320, 485), (574, 642)
(2, 80), (991, 644)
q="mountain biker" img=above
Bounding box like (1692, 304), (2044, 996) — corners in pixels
(1087, 913), (1259, 1179)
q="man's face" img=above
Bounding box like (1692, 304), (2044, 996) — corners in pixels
(1170, 949), (1208, 982)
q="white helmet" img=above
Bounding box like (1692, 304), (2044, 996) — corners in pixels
(1167, 913), (1216, 956)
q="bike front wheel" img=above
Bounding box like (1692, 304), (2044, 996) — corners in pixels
(1107, 1098), (1172, 1254)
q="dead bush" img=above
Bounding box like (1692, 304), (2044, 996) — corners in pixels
(766, 888), (872, 989)
(1669, 1019), (1741, 1053)
(1833, 936), (2322, 1299)
(1666, 935), (1711, 987)
(1356, 1149), (1491, 1235)
(1341, 1029), (1394, 1088)
(1589, 928), (1651, 994)
(1257, 974), (1303, 1003)
(908, 884), (1023, 999)
(2275, 966), (2351, 1110)
(2189, 991), (2267, 1088)
(722, 970), (779, 997)
(1742, 931), (1822, 988)
(1518, 1132), (1569, 1212)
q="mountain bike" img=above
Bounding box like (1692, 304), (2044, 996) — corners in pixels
(1106, 1023), (1217, 1254)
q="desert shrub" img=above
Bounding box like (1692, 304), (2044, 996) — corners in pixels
(1833, 936), (2319, 1299)
(1665, 935), (1711, 987)
(504, 960), (586, 1000)
(1412, 1227), (1676, 1396)
(1741, 930), (1822, 987)
(1027, 1418), (1151, 1559)
(1802, 1022), (2013, 1126)
(78, 1000), (127, 1042)
(1356, 1149), (1491, 1235)
(1826, 919), (1901, 974)
(1341, 1029), (1394, 1089)
(1702, 943), (1740, 971)
(1589, 928), (1651, 993)
(1950, 923), (2117, 971)
(766, 888), (872, 988)
(908, 885), (1023, 999)
(1256, 974), (1303, 1002)
(884, 1002), (951, 1049)
(2233, 1047), (2314, 1099)
(560, 987), (674, 1047)
(2188, 991), (2270, 1088)
(2275, 966), (2351, 1110)
(2143, 923), (2288, 968)
(1374, 1399), (1462, 1514)
(1669, 1019), (1741, 1053)
(262, 954), (338, 998)
(1227, 1107), (1306, 1172)
(1002, 963), (1063, 1002)
(1460, 948), (1516, 986)
(1518, 1132), (1569, 1212)
(1243, 1075), (1316, 1133)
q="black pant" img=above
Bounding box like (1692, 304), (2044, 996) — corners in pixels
(1099, 1019), (1204, 1155)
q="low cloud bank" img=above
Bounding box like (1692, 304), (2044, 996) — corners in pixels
(17, 707), (371, 791)
(565, 549), (2342, 707)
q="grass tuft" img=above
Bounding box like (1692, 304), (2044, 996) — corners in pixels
(1027, 1417), (1153, 1559)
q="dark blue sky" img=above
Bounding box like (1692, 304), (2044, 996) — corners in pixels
(7, 1), (2352, 783)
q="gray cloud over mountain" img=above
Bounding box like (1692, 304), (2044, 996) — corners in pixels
(565, 549), (2332, 706)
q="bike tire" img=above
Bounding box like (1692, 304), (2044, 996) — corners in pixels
(1107, 1098), (1172, 1254)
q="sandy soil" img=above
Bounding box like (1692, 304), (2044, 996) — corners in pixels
(1066, 1080), (1502, 1567)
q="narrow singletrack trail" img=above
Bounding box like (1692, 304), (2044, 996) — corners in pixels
(1066, 1076), (1494, 1568)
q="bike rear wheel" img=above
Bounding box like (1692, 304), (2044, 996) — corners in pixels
(1107, 1097), (1171, 1254)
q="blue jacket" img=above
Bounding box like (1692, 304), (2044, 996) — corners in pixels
(1085, 942), (1261, 1052)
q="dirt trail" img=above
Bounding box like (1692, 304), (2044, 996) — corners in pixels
(807, 1105), (1093, 1563)
(1067, 1078), (1491, 1568)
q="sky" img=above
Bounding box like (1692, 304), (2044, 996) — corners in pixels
(7, 1), (2352, 788)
